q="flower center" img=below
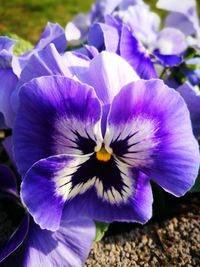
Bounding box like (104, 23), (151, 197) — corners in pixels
(96, 145), (112, 162)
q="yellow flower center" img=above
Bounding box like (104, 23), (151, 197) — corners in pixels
(96, 145), (112, 162)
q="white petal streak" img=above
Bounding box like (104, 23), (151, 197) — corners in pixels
(105, 116), (159, 167)
(95, 157), (134, 205)
(54, 155), (91, 200)
(53, 116), (103, 155)
(114, 157), (134, 200)
(68, 177), (96, 199)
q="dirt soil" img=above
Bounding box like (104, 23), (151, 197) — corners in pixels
(86, 196), (200, 267)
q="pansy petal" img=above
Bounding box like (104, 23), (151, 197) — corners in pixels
(164, 12), (196, 36)
(154, 50), (182, 67)
(18, 44), (72, 88)
(0, 68), (18, 128)
(106, 79), (200, 196)
(156, 28), (187, 55)
(81, 51), (139, 105)
(120, 25), (157, 79)
(14, 43), (89, 92)
(156, 0), (196, 13)
(13, 75), (102, 176)
(0, 164), (17, 195)
(21, 154), (92, 231)
(12, 44), (81, 113)
(65, 13), (90, 46)
(88, 22), (120, 53)
(63, 51), (90, 79)
(0, 37), (15, 65)
(22, 153), (153, 226)
(177, 82), (200, 138)
(0, 37), (16, 68)
(12, 22), (67, 77)
(35, 22), (67, 53)
(2, 137), (15, 165)
(96, 0), (122, 16)
(156, 0), (199, 28)
(117, 5), (160, 46)
(0, 37), (16, 52)
(63, 170), (153, 224)
(0, 214), (29, 263)
(0, 113), (6, 128)
(73, 45), (99, 60)
(22, 219), (95, 267)
(105, 14), (122, 28)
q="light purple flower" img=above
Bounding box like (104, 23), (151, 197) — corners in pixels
(12, 52), (200, 231)
(65, 13), (91, 46)
(115, 3), (188, 65)
(88, 15), (184, 70)
(182, 57), (200, 86)
(115, 3), (160, 47)
(13, 22), (67, 77)
(0, 34), (94, 164)
(157, 0), (199, 30)
(66, 0), (188, 65)
(0, 164), (95, 267)
(88, 15), (157, 79)
(65, 0), (145, 46)
(0, 37), (18, 128)
(157, 0), (200, 50)
(0, 23), (67, 129)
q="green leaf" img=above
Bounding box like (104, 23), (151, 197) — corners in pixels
(0, 32), (33, 55)
(190, 174), (200, 193)
(95, 221), (109, 242)
(185, 63), (200, 71)
(184, 47), (200, 60)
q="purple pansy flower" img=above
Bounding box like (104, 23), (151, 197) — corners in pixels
(156, 0), (200, 50)
(0, 164), (95, 267)
(88, 14), (186, 75)
(0, 23), (67, 129)
(0, 37), (18, 128)
(88, 16), (157, 79)
(12, 22), (67, 77)
(66, 0), (187, 67)
(0, 23), (67, 164)
(12, 52), (200, 231)
(65, 0), (145, 46)
(0, 30), (97, 163)
(115, 1), (187, 66)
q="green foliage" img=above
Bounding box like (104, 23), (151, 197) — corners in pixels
(95, 221), (109, 242)
(0, 32), (33, 55)
(0, 0), (93, 43)
(167, 47), (200, 85)
(0, 0), (199, 43)
(184, 47), (200, 61)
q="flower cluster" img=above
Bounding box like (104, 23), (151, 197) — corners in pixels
(0, 0), (200, 266)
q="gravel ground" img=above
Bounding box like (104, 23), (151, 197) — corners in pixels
(0, 194), (199, 266)
(86, 200), (200, 267)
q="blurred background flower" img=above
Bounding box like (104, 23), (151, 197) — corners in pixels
(0, 0), (199, 43)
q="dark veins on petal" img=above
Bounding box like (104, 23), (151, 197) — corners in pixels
(71, 129), (97, 154)
(110, 131), (140, 156)
(70, 154), (129, 197)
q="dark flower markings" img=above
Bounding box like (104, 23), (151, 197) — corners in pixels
(110, 130), (141, 156)
(59, 154), (131, 202)
(56, 129), (150, 202)
(69, 129), (97, 154)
